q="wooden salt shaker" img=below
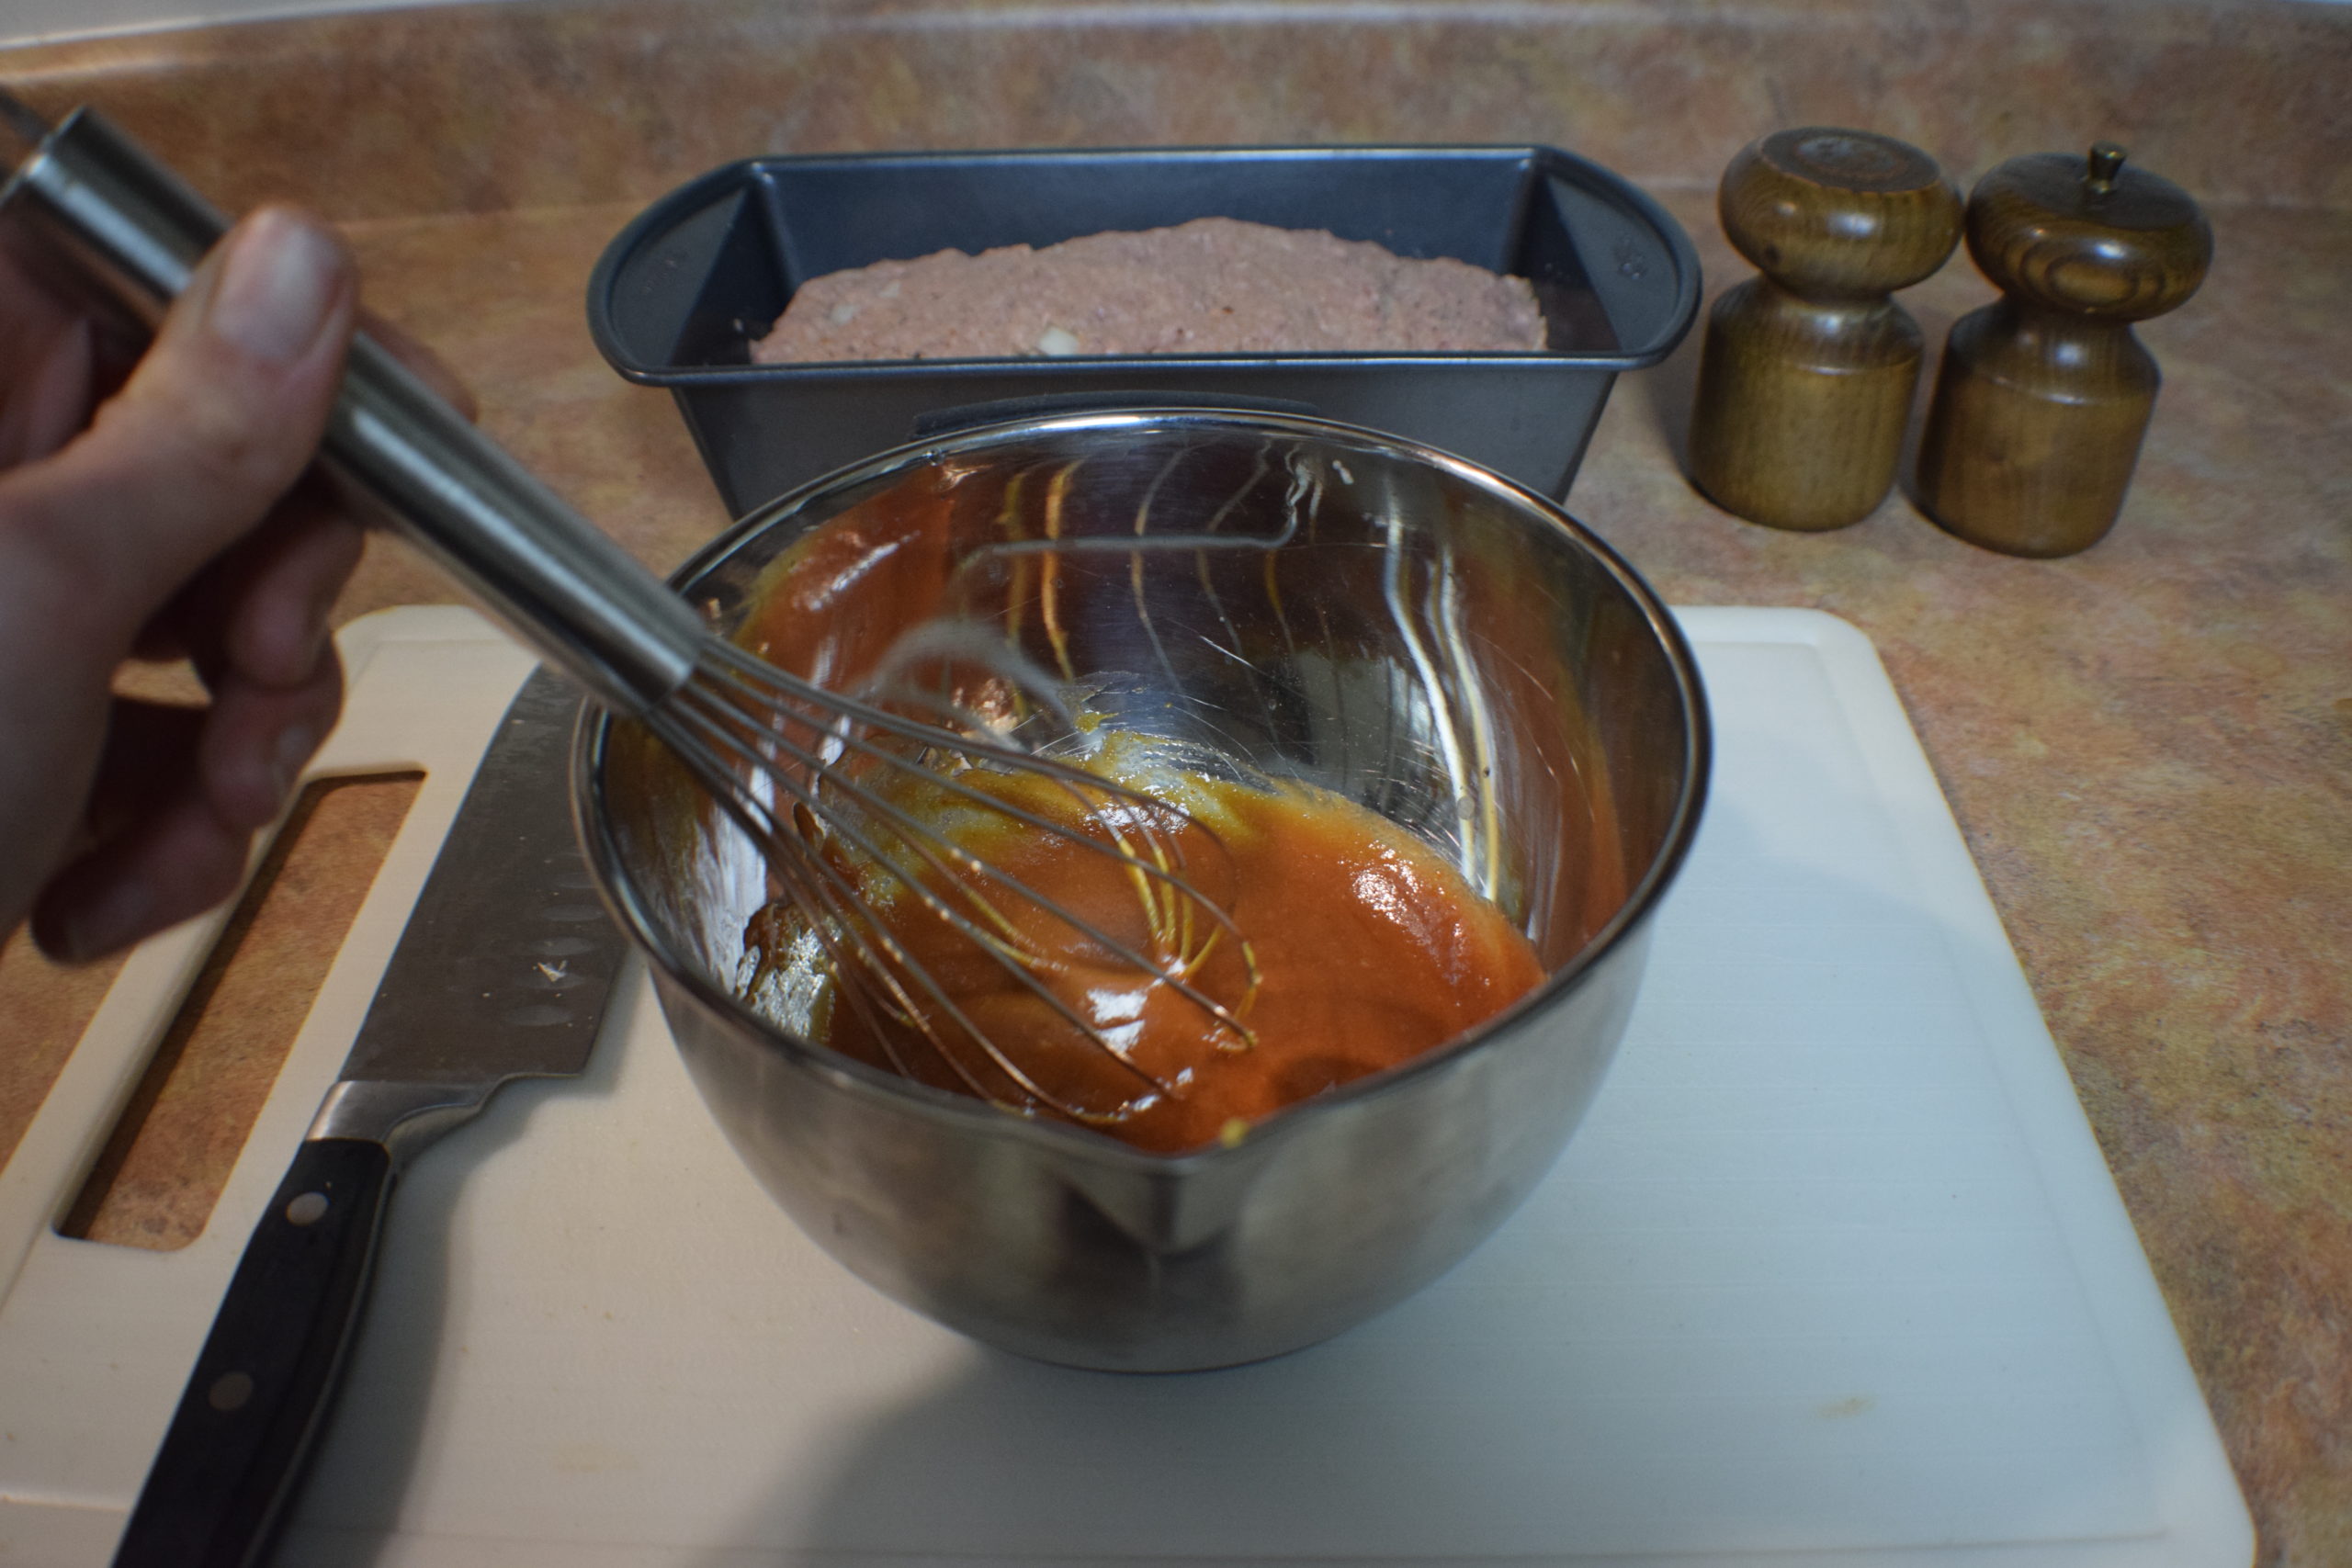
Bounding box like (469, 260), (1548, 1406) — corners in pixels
(1916, 144), (2212, 558)
(1688, 128), (1962, 531)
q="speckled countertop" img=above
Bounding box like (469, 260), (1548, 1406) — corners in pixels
(1, 0), (2346, 1560)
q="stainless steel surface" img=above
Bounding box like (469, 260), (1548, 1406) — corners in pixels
(113, 666), (628, 1568)
(0, 95), (209, 339)
(0, 101), (704, 715)
(575, 410), (1711, 1371)
(322, 333), (703, 712)
(311, 665), (628, 1153)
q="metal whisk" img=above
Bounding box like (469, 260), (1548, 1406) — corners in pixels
(0, 93), (1260, 1122)
(659, 616), (1264, 1123)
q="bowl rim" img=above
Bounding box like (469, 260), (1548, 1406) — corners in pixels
(571, 407), (1711, 1171)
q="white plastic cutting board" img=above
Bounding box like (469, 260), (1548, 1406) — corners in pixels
(0, 605), (2252, 1567)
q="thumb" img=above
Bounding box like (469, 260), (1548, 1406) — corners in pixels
(2, 205), (356, 646)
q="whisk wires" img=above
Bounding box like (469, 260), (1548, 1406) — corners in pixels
(677, 637), (1261, 1123)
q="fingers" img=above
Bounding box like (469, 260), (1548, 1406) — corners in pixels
(31, 649), (342, 961)
(0, 206), (357, 647)
(41, 698), (205, 866)
(200, 644), (345, 831)
(0, 205), (365, 956)
(33, 780), (251, 964)
(0, 201), (475, 960)
(28, 698), (229, 961)
(133, 476), (365, 686)
(221, 496), (367, 688)
(0, 304), (96, 468)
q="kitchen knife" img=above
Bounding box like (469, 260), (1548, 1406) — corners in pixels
(111, 666), (627, 1568)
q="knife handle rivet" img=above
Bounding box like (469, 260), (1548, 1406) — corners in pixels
(285, 1191), (331, 1226)
(207, 1371), (255, 1413)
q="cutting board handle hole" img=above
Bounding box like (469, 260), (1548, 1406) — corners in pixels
(56, 773), (424, 1251)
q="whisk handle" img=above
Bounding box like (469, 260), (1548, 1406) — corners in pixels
(324, 331), (703, 711)
(0, 103), (703, 714)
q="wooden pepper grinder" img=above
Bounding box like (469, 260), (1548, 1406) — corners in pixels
(1689, 128), (1962, 531)
(1916, 143), (2212, 557)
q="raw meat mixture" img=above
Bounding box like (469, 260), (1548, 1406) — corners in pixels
(750, 217), (1547, 361)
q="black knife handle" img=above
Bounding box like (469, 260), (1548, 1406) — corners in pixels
(113, 1137), (394, 1568)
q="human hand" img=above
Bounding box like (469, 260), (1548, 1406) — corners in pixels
(0, 204), (365, 961)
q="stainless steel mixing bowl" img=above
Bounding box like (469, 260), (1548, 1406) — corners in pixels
(573, 410), (1708, 1371)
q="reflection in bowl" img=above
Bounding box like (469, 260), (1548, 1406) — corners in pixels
(574, 410), (1708, 1371)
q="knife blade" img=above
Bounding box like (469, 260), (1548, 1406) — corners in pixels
(111, 665), (627, 1568)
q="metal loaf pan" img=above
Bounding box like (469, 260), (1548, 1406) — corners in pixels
(587, 144), (1700, 516)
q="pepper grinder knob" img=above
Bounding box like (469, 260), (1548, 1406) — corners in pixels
(1915, 143), (2212, 557)
(1687, 127), (1962, 532)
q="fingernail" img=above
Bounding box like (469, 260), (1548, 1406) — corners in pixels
(300, 584), (340, 674)
(294, 616), (330, 685)
(206, 209), (346, 366)
(255, 599), (331, 689)
(272, 723), (318, 805)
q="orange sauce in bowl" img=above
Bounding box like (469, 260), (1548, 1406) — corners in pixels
(748, 757), (1545, 1155)
(732, 467), (1551, 1155)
